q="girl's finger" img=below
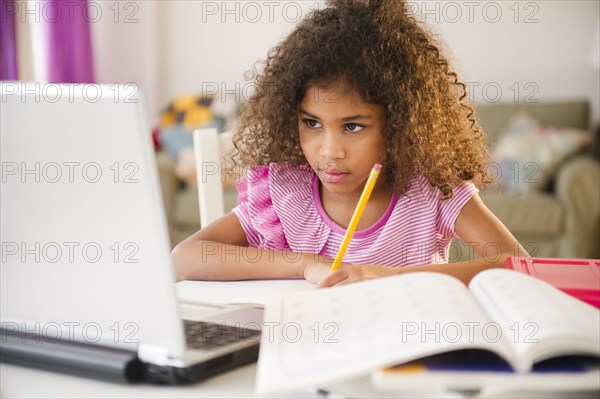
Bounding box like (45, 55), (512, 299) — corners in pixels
(317, 270), (346, 287)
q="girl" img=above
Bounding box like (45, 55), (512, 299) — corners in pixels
(171, 0), (528, 287)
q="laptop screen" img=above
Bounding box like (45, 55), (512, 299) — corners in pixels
(1, 83), (185, 359)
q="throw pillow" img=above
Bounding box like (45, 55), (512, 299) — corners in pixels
(491, 113), (592, 193)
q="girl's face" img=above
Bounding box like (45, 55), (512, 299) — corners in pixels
(298, 82), (386, 197)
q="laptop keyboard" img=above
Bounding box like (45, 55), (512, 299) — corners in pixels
(183, 320), (261, 350)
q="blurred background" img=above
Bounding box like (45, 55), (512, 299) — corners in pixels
(3, 0), (598, 122)
(2, 0), (599, 257)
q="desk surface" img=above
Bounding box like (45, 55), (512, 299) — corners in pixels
(3, 280), (599, 399)
(4, 362), (599, 399)
(0, 362), (446, 399)
(0, 363), (265, 399)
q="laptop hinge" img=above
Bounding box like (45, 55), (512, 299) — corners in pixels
(138, 343), (171, 366)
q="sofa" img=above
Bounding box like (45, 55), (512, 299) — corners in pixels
(156, 100), (600, 261)
(453, 100), (599, 261)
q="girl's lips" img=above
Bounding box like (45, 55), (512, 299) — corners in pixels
(320, 169), (348, 183)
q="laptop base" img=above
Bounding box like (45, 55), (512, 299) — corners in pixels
(1, 328), (260, 385)
(1, 329), (143, 383)
(143, 344), (259, 385)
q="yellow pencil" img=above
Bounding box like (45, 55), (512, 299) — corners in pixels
(330, 163), (382, 271)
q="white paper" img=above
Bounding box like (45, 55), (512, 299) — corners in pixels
(255, 272), (511, 395)
(175, 278), (316, 306)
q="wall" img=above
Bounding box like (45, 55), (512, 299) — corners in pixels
(432, 0), (600, 121)
(91, 1), (161, 120)
(92, 0), (600, 125)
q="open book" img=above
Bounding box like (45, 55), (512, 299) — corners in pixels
(255, 269), (600, 395)
(371, 351), (599, 395)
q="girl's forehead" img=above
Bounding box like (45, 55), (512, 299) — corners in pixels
(304, 78), (358, 97)
(300, 83), (377, 111)
(299, 85), (385, 123)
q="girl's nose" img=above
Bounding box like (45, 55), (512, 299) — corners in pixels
(318, 131), (345, 161)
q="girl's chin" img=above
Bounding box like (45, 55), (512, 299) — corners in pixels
(320, 179), (360, 196)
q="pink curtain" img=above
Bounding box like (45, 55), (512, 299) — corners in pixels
(47, 0), (95, 82)
(1, 0), (18, 80)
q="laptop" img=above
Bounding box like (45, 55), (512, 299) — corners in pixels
(0, 82), (263, 384)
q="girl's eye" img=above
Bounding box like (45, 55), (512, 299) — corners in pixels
(303, 119), (322, 129)
(346, 123), (364, 132)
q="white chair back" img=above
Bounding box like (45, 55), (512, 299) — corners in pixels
(193, 128), (233, 228)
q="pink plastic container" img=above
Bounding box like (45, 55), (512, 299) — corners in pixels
(504, 257), (600, 309)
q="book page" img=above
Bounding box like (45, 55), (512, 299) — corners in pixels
(256, 272), (516, 395)
(469, 269), (600, 370)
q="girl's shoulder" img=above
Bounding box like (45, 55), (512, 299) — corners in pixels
(236, 163), (315, 203)
(233, 163), (322, 251)
(241, 162), (314, 186)
(406, 173), (478, 200)
(398, 174), (478, 217)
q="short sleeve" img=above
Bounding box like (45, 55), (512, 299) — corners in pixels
(231, 165), (289, 250)
(437, 181), (479, 239)
(231, 177), (262, 247)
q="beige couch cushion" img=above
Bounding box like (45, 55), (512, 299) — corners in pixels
(171, 186), (238, 229)
(476, 101), (590, 143)
(172, 188), (200, 229)
(480, 192), (563, 236)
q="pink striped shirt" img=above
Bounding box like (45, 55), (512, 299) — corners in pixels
(232, 163), (478, 267)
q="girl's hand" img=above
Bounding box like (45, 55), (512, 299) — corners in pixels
(304, 262), (400, 287)
(303, 261), (335, 285)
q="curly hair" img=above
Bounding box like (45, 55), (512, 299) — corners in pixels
(230, 0), (493, 199)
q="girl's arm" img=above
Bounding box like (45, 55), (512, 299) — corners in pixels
(306, 194), (529, 286)
(171, 212), (330, 281)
